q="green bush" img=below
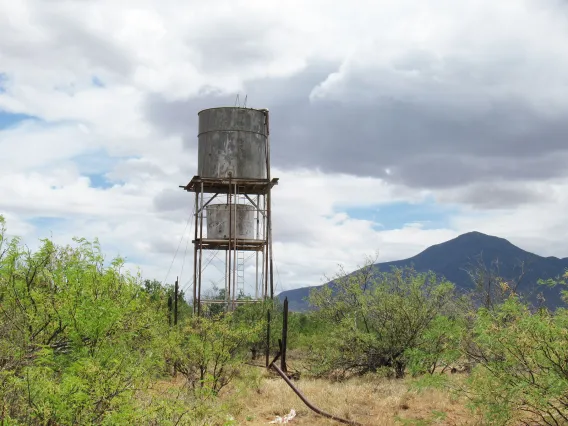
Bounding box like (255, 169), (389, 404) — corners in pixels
(405, 314), (464, 376)
(465, 295), (568, 425)
(0, 217), (170, 424)
(173, 313), (263, 397)
(308, 262), (456, 378)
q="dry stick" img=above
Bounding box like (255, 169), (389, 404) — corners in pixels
(232, 181), (237, 310)
(174, 277), (178, 326)
(197, 181), (204, 316)
(227, 190), (232, 311)
(265, 309), (271, 367)
(192, 191), (198, 315)
(269, 362), (364, 426)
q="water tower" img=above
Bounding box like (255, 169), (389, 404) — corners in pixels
(180, 107), (278, 315)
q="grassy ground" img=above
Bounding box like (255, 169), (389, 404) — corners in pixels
(229, 370), (478, 426)
(152, 353), (481, 425)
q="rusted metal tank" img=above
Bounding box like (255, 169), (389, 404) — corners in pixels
(197, 107), (267, 179)
(206, 204), (256, 239)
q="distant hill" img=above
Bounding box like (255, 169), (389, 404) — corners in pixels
(277, 232), (568, 312)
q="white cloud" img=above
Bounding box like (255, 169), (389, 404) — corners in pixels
(311, 1), (568, 113)
(0, 121), (96, 172)
(449, 177), (568, 257)
(1, 0), (567, 298)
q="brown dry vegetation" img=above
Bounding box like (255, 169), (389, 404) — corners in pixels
(150, 365), (482, 426)
(148, 356), (541, 426)
(231, 372), (478, 426)
(149, 368), (478, 425)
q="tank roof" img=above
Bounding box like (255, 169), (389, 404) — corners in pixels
(197, 106), (269, 115)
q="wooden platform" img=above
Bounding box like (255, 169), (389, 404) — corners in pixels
(180, 176), (279, 195)
(192, 238), (265, 251)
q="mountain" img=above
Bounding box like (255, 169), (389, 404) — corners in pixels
(277, 232), (568, 312)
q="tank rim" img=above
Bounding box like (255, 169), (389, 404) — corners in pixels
(206, 203), (256, 210)
(197, 106), (269, 115)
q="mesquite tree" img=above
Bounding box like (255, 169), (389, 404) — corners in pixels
(308, 260), (456, 378)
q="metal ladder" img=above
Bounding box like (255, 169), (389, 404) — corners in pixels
(236, 250), (245, 297)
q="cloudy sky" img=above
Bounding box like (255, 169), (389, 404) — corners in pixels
(2, 0), (568, 296)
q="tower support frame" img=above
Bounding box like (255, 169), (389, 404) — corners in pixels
(180, 177), (278, 314)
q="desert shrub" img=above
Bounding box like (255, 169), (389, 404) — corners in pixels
(405, 314), (465, 376)
(464, 294), (568, 425)
(173, 313), (262, 397)
(308, 261), (456, 378)
(0, 217), (170, 424)
(231, 299), (281, 359)
(286, 312), (333, 351)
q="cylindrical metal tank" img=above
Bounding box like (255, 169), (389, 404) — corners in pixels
(198, 107), (267, 179)
(206, 204), (256, 239)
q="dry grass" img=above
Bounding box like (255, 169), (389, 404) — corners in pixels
(148, 362), (481, 425)
(230, 370), (479, 426)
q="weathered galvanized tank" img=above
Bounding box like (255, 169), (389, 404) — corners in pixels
(206, 204), (256, 240)
(197, 107), (267, 179)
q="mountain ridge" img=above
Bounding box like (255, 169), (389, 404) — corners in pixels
(277, 231), (568, 311)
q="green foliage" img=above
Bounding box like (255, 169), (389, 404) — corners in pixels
(308, 261), (456, 378)
(405, 314), (464, 376)
(173, 314), (263, 397)
(142, 278), (192, 325)
(7, 212), (568, 426)
(231, 298), (285, 360)
(539, 268), (568, 303)
(464, 296), (568, 425)
(0, 216), (173, 424)
(285, 311), (332, 351)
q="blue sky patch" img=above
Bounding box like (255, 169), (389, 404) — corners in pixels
(0, 111), (38, 129)
(72, 151), (132, 173)
(28, 217), (66, 231)
(92, 76), (104, 88)
(86, 173), (114, 189)
(72, 151), (133, 187)
(343, 200), (459, 230)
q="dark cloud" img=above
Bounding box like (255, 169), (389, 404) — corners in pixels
(187, 26), (275, 73)
(440, 183), (553, 210)
(144, 61), (568, 207)
(390, 153), (568, 189)
(23, 9), (134, 76)
(144, 62), (336, 148)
